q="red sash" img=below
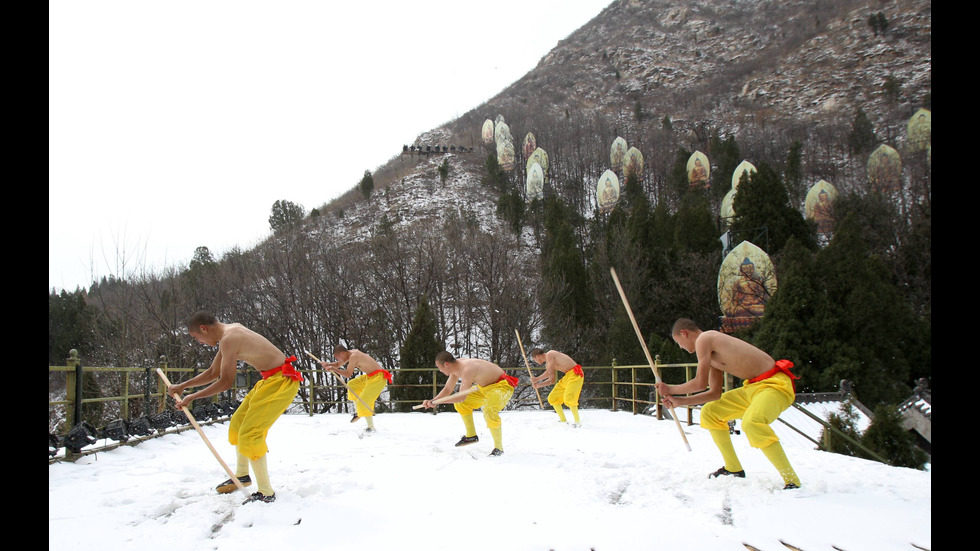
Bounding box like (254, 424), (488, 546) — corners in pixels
(497, 374), (519, 388)
(570, 364), (584, 377)
(368, 369), (393, 384)
(746, 359), (798, 391)
(260, 355), (304, 382)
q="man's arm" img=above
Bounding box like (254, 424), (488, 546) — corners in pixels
(531, 352), (556, 388)
(169, 351), (221, 398)
(658, 332), (717, 397)
(174, 344), (238, 409)
(421, 374), (459, 409)
(434, 373), (475, 405)
(659, 367), (724, 408)
(322, 351), (361, 378)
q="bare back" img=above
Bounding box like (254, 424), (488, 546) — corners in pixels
(219, 323), (287, 372)
(457, 358), (506, 388)
(347, 349), (382, 374)
(696, 330), (774, 379)
(546, 350), (578, 373)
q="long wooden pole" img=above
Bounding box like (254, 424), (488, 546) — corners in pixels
(609, 268), (692, 451)
(304, 351), (375, 415)
(514, 329), (545, 408)
(412, 385), (478, 410)
(156, 368), (251, 497)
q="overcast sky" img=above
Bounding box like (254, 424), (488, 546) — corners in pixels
(49, 0), (612, 293)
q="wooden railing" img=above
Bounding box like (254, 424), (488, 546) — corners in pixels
(50, 350), (886, 464)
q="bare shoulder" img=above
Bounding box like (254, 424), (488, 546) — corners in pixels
(697, 330), (727, 348)
(547, 350), (575, 369)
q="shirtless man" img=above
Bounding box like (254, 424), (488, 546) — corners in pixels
(529, 348), (585, 426)
(654, 318), (801, 489)
(421, 351), (517, 456)
(319, 345), (391, 433)
(170, 311), (303, 503)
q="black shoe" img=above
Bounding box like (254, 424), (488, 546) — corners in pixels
(488, 448), (504, 457)
(350, 414), (359, 423)
(783, 482), (800, 490)
(243, 491), (276, 504)
(215, 475), (251, 494)
(454, 435), (479, 447)
(708, 466), (746, 479)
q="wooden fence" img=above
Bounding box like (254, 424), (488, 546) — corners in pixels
(50, 349), (885, 464)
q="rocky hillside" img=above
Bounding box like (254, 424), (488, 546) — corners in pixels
(309, 0), (929, 242)
(491, 0), (930, 136)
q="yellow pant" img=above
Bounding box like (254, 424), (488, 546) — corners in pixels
(228, 372), (300, 460)
(347, 371), (387, 417)
(548, 370), (584, 408)
(700, 372), (795, 449)
(454, 379), (515, 430)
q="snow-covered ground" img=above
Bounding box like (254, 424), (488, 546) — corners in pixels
(49, 409), (930, 551)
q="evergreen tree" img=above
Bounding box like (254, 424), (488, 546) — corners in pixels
(814, 213), (916, 406)
(820, 399), (865, 457)
(481, 154), (509, 195)
(438, 159), (450, 185)
(730, 161), (815, 255)
(189, 246), (215, 270)
(847, 108), (877, 156)
(359, 170), (375, 200)
(620, 170), (644, 209)
(268, 199), (305, 234)
(394, 298), (443, 412)
(861, 404), (928, 469)
(541, 197), (594, 348)
(784, 141), (804, 206)
(709, 133), (740, 199)
(49, 289), (96, 365)
(668, 147), (693, 199)
(673, 191), (719, 255)
(752, 237), (827, 392)
(496, 190), (525, 234)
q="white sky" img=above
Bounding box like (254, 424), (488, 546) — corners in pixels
(49, 0), (612, 293)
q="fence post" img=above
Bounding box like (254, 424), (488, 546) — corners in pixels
(65, 349), (80, 428)
(611, 358), (617, 412)
(654, 355), (662, 421)
(631, 365), (637, 415)
(684, 363), (693, 425)
(157, 355), (168, 413)
(144, 363), (152, 417)
(123, 370), (131, 420)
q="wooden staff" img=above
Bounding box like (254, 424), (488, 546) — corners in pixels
(412, 385), (478, 410)
(156, 368), (251, 497)
(609, 267), (692, 452)
(515, 329), (545, 408)
(304, 351), (375, 415)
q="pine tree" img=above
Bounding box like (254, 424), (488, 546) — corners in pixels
(847, 108), (877, 156)
(268, 199), (305, 234)
(49, 289), (96, 365)
(673, 191), (719, 255)
(709, 133), (740, 199)
(751, 237), (826, 392)
(784, 141), (804, 206)
(359, 170), (375, 200)
(394, 298), (443, 412)
(814, 213), (915, 406)
(541, 197), (594, 347)
(730, 161), (815, 255)
(861, 404), (928, 469)
(820, 399), (865, 457)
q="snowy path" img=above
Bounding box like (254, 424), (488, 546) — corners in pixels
(49, 410), (930, 550)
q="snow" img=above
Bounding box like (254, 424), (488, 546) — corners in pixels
(49, 410), (930, 550)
